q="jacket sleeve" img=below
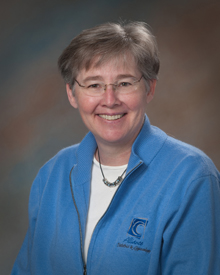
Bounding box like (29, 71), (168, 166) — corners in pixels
(161, 174), (220, 275)
(11, 174), (41, 275)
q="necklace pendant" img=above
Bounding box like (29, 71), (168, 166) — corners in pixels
(115, 176), (122, 185)
(98, 148), (127, 188)
(103, 178), (110, 186)
(103, 176), (123, 187)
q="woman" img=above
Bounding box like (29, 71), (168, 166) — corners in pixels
(12, 22), (220, 275)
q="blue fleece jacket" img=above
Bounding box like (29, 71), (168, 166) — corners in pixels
(12, 115), (220, 275)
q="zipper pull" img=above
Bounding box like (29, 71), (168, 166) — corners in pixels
(83, 265), (87, 275)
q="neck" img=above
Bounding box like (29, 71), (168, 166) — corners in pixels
(95, 144), (131, 166)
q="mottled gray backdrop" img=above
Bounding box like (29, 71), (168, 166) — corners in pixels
(1, 0), (220, 273)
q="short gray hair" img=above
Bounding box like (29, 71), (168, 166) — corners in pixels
(58, 21), (160, 91)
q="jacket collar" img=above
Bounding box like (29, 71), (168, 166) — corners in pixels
(72, 132), (97, 185)
(128, 114), (167, 171)
(73, 114), (167, 185)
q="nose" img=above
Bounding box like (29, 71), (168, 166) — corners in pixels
(101, 84), (119, 107)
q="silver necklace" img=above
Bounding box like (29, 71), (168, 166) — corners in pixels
(97, 149), (127, 187)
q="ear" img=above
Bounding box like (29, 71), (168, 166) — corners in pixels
(66, 83), (78, 109)
(146, 80), (156, 104)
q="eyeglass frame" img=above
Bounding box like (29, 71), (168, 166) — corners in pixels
(73, 75), (144, 95)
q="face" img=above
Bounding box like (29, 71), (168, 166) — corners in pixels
(66, 56), (156, 149)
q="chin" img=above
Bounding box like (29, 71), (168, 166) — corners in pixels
(99, 133), (130, 145)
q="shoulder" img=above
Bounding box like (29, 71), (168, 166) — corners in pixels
(160, 133), (219, 179)
(26, 143), (81, 205)
(52, 143), (79, 162)
(46, 143), (79, 165)
(36, 143), (80, 183)
(142, 124), (219, 182)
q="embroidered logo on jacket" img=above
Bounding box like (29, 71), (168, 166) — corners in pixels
(117, 217), (150, 254)
(127, 218), (148, 239)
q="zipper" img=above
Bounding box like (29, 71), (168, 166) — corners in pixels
(69, 166), (87, 275)
(69, 161), (142, 275)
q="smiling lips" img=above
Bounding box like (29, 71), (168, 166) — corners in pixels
(98, 114), (125, 121)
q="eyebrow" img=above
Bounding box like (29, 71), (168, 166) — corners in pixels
(116, 74), (137, 80)
(83, 76), (103, 82)
(82, 74), (137, 83)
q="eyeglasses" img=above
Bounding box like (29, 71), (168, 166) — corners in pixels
(74, 75), (143, 97)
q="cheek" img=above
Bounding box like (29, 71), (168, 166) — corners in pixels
(77, 96), (99, 115)
(122, 93), (147, 111)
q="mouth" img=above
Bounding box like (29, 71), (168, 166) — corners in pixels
(98, 114), (125, 121)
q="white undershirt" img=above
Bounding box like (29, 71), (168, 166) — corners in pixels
(84, 157), (127, 262)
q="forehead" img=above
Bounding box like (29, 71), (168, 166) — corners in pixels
(77, 54), (140, 80)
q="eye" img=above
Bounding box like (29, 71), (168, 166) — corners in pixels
(118, 82), (132, 87)
(87, 83), (100, 89)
